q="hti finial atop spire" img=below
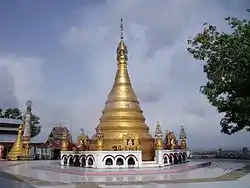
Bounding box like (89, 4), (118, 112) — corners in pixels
(117, 17), (128, 62)
(120, 17), (124, 40)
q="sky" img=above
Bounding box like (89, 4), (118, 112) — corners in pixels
(0, 0), (250, 150)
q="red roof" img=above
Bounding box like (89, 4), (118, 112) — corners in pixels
(46, 126), (73, 149)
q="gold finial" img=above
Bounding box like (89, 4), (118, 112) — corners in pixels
(17, 124), (23, 141)
(117, 18), (128, 63)
(120, 17), (124, 40)
(18, 124), (23, 132)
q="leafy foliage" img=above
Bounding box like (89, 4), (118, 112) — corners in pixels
(30, 114), (41, 138)
(187, 9), (250, 134)
(0, 108), (41, 137)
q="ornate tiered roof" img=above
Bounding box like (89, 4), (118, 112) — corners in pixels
(46, 125), (72, 149)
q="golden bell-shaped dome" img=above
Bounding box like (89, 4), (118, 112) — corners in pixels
(90, 18), (154, 160)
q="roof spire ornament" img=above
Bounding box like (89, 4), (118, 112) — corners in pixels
(179, 126), (187, 140)
(61, 130), (68, 151)
(120, 17), (124, 40)
(179, 126), (187, 149)
(155, 121), (163, 150)
(117, 18), (128, 63)
(22, 100), (32, 141)
(155, 121), (163, 139)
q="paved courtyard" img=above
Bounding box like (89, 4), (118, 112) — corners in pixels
(0, 159), (249, 188)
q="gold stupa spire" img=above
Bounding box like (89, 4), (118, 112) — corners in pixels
(90, 18), (154, 161)
(120, 17), (124, 40)
(100, 18), (148, 131)
(7, 124), (24, 160)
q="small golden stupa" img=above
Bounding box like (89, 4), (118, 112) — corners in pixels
(7, 101), (33, 161)
(7, 124), (23, 160)
(7, 124), (32, 160)
(90, 18), (154, 160)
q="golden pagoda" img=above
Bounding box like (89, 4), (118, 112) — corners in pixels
(7, 124), (32, 160)
(90, 18), (154, 160)
(7, 124), (24, 160)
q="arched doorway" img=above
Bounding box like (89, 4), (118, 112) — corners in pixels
(116, 158), (124, 166)
(127, 157), (135, 166)
(173, 154), (178, 164)
(69, 157), (74, 166)
(169, 155), (173, 164)
(164, 156), (168, 164)
(178, 154), (183, 163)
(81, 157), (86, 167)
(182, 153), (186, 161)
(74, 155), (80, 166)
(63, 157), (67, 166)
(88, 158), (94, 166)
(105, 158), (113, 166)
(183, 152), (187, 160)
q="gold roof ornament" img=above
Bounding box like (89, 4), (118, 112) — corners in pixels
(154, 121), (163, 139)
(90, 18), (154, 161)
(179, 126), (187, 139)
(96, 126), (104, 139)
(61, 130), (69, 151)
(62, 131), (67, 139)
(78, 128), (88, 141)
(154, 121), (163, 150)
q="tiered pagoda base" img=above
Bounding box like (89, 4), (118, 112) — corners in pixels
(60, 149), (190, 169)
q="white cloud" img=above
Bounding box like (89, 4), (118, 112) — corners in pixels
(0, 55), (44, 108)
(0, 55), (76, 128)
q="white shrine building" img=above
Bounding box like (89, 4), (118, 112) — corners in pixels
(60, 150), (190, 169)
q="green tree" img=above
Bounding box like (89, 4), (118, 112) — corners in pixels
(187, 9), (250, 135)
(1, 108), (41, 137)
(30, 115), (41, 138)
(0, 109), (3, 118)
(4, 108), (14, 119)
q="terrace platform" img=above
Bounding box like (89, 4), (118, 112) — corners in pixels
(0, 159), (249, 188)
